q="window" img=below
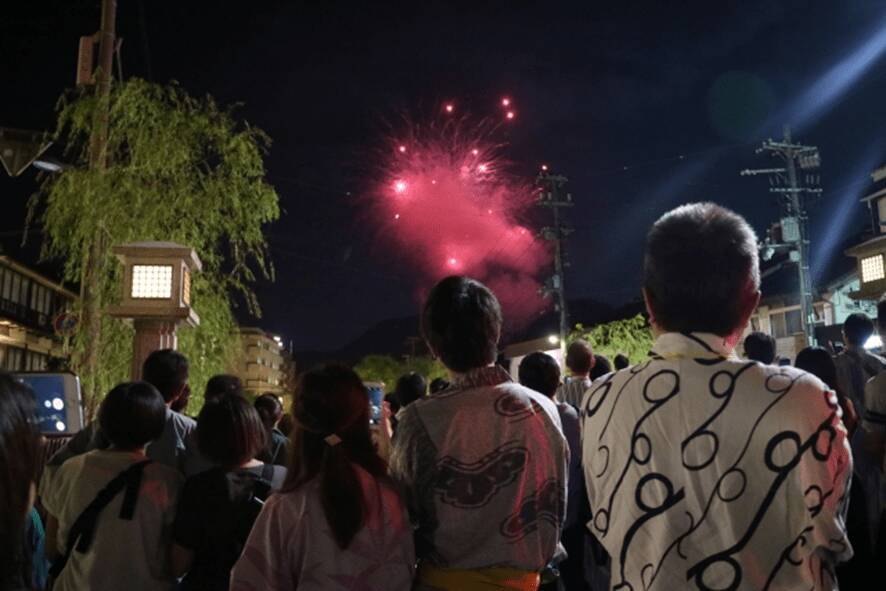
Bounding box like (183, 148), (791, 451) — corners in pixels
(785, 309), (802, 335)
(131, 265), (173, 298)
(771, 312), (787, 339)
(10, 273), (21, 304)
(0, 269), (10, 300)
(861, 254), (885, 283)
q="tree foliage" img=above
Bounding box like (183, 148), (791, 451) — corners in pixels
(29, 79), (279, 414)
(569, 314), (653, 365)
(353, 354), (448, 390)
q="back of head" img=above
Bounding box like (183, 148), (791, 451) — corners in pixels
(395, 372), (427, 408)
(843, 313), (874, 348)
(142, 349), (189, 403)
(0, 374), (40, 588)
(254, 393), (284, 430)
(794, 346), (838, 391)
(590, 354), (612, 381)
(566, 340), (594, 375)
(99, 382), (167, 450)
(204, 374), (243, 404)
(421, 276), (502, 373)
(644, 203), (760, 336)
(284, 364), (385, 549)
(743, 331), (777, 364)
(518, 351), (561, 399)
(429, 377), (451, 394)
(197, 394), (267, 469)
(613, 354), (630, 371)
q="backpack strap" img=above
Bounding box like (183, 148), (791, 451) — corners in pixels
(50, 460), (151, 578)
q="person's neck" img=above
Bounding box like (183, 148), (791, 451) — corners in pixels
(108, 446), (147, 456)
(448, 363), (496, 380)
(571, 373), (589, 380)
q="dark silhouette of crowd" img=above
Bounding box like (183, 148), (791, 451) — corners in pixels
(3, 202), (884, 591)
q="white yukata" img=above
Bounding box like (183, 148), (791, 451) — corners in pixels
(581, 332), (852, 591)
(230, 465), (414, 591)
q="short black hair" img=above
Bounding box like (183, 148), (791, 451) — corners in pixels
(197, 394), (267, 469)
(795, 346), (839, 391)
(743, 331), (777, 364)
(142, 349), (189, 403)
(395, 372), (427, 407)
(518, 352), (561, 398)
(421, 276), (502, 373)
(613, 354), (630, 370)
(204, 374), (243, 403)
(98, 382), (167, 450)
(590, 354), (612, 381)
(644, 203), (760, 336)
(254, 393), (284, 429)
(844, 312), (874, 347)
(429, 377), (451, 394)
(566, 340), (594, 375)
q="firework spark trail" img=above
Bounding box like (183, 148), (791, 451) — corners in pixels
(370, 109), (550, 330)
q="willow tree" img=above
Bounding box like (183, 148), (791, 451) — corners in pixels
(29, 79), (280, 415)
(569, 314), (654, 364)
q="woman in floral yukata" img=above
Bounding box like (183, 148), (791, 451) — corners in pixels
(230, 364), (415, 591)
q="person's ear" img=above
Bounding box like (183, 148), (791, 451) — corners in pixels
(737, 289), (761, 332)
(642, 288), (660, 333)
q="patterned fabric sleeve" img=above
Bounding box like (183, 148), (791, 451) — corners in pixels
(794, 378), (853, 566)
(230, 496), (300, 591)
(389, 404), (439, 558)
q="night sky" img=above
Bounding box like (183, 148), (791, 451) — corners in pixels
(4, 1), (886, 352)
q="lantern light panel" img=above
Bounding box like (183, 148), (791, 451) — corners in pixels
(131, 264), (173, 299)
(861, 254), (885, 283)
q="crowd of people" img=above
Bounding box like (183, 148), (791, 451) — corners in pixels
(2, 201), (885, 590)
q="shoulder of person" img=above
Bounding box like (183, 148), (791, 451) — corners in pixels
(146, 459), (185, 487)
(759, 365), (838, 420)
(556, 400), (580, 420)
(171, 409), (197, 430)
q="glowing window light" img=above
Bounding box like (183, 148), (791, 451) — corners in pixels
(182, 268), (191, 305)
(865, 334), (882, 350)
(861, 254), (885, 283)
(55, 421), (66, 432)
(131, 265), (173, 299)
(52, 397), (64, 411)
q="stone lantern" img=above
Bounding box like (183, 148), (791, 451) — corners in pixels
(108, 241), (201, 380)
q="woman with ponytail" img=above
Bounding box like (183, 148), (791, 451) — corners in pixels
(230, 364), (415, 591)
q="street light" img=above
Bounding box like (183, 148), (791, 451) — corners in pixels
(108, 241), (202, 380)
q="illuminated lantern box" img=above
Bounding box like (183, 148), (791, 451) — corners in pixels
(848, 165), (886, 302)
(108, 241), (201, 380)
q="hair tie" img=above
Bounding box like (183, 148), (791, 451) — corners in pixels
(324, 434), (342, 446)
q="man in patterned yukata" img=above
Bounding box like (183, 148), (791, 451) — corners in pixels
(390, 275), (568, 591)
(580, 203), (852, 590)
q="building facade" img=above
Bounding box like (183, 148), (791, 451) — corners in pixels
(0, 256), (77, 372)
(231, 327), (287, 395)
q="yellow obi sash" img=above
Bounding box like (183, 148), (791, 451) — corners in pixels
(417, 565), (540, 591)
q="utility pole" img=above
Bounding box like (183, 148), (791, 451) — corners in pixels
(741, 126), (822, 346)
(536, 170), (573, 353)
(80, 0), (117, 412)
